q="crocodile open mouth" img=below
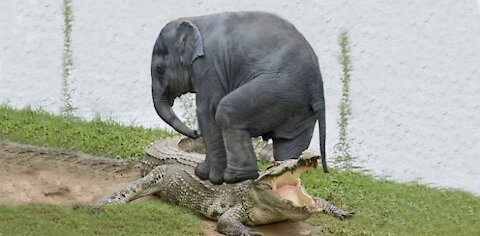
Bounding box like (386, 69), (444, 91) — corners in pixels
(255, 150), (319, 208)
(272, 166), (315, 207)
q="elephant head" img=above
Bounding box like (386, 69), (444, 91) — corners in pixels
(151, 21), (204, 139)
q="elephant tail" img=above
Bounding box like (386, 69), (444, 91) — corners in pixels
(317, 99), (328, 173)
(311, 70), (328, 173)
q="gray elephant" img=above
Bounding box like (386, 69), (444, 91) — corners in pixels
(151, 11), (327, 184)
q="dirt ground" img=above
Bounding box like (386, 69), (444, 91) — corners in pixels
(0, 142), (140, 205)
(0, 142), (316, 236)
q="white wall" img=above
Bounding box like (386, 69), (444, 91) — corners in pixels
(0, 0), (64, 110)
(1, 0), (479, 194)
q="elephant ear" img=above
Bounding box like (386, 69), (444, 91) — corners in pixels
(176, 21), (204, 65)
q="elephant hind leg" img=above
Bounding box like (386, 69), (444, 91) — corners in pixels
(221, 128), (259, 183)
(273, 124), (315, 161)
(215, 75), (309, 183)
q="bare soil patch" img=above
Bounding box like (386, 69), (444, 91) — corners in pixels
(0, 142), (139, 205)
(0, 142), (317, 235)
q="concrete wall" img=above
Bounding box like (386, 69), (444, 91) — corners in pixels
(1, 0), (479, 194)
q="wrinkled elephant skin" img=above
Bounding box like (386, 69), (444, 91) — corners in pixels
(151, 11), (328, 184)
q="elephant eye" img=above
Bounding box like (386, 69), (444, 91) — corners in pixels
(157, 66), (165, 75)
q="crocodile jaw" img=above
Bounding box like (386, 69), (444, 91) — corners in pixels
(270, 166), (315, 207)
(254, 150), (319, 217)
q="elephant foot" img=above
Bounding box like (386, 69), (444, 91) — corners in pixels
(224, 166), (259, 184)
(195, 161), (210, 180)
(209, 169), (225, 185)
(209, 156), (227, 185)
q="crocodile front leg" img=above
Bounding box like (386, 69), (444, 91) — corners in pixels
(94, 165), (167, 206)
(314, 197), (355, 220)
(217, 206), (263, 236)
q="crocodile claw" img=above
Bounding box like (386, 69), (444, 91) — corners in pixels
(336, 210), (355, 220)
(236, 227), (263, 236)
(246, 229), (263, 236)
(313, 197), (355, 221)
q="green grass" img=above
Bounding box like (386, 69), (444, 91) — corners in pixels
(1, 105), (479, 235)
(0, 202), (201, 236)
(0, 105), (176, 161)
(304, 170), (480, 236)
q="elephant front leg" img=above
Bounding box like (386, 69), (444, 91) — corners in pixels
(195, 112), (227, 184)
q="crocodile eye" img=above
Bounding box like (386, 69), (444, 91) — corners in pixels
(266, 161), (281, 170)
(256, 183), (272, 190)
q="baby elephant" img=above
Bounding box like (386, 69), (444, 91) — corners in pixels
(151, 11), (327, 184)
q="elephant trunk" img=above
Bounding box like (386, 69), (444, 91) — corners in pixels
(152, 85), (199, 139)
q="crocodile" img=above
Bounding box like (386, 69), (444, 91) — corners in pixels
(95, 138), (353, 236)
